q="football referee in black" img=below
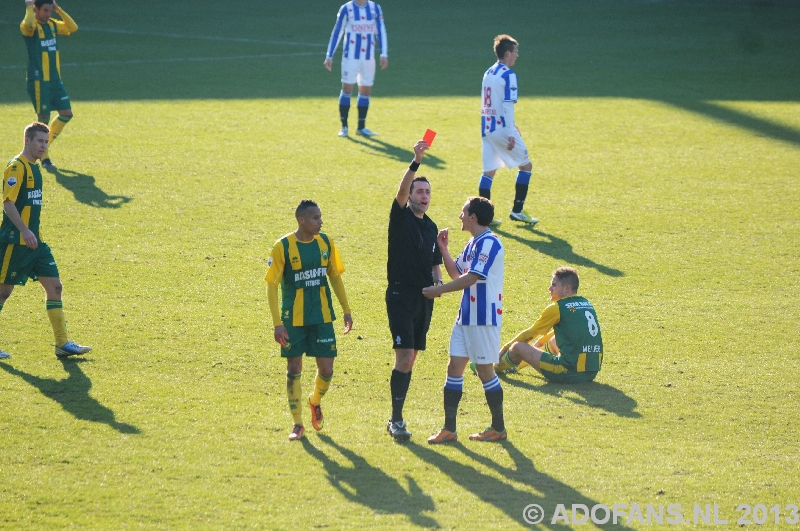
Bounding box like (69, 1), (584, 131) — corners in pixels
(385, 139), (443, 441)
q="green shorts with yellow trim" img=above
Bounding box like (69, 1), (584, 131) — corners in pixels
(0, 242), (59, 286)
(539, 352), (597, 384)
(26, 79), (71, 115)
(281, 321), (338, 358)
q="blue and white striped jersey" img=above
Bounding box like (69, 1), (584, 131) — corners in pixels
(326, 1), (388, 61)
(481, 61), (518, 137)
(454, 230), (504, 327)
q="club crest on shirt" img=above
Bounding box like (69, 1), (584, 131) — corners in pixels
(321, 250), (329, 261)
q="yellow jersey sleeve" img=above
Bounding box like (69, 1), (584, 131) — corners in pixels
(20, 6), (36, 37)
(264, 240), (285, 286)
(55, 8), (78, 35)
(326, 238), (346, 278)
(3, 161), (25, 203)
(504, 302), (561, 348)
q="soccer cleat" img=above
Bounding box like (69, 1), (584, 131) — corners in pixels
(308, 397), (324, 431)
(427, 429), (458, 444)
(55, 341), (92, 358)
(41, 158), (57, 171)
(509, 210), (539, 225)
(0, 349), (11, 359)
(469, 427), (507, 442)
(356, 127), (378, 137)
(288, 424), (305, 441)
(469, 362), (477, 375)
(387, 419), (411, 441)
(338, 126), (349, 137)
(489, 219), (502, 228)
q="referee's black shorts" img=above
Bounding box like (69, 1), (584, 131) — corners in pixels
(385, 283), (434, 351)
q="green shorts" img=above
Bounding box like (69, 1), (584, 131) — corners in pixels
(0, 242), (59, 285)
(27, 79), (71, 115)
(539, 352), (597, 383)
(281, 322), (338, 359)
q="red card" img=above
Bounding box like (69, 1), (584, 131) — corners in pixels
(423, 129), (436, 147)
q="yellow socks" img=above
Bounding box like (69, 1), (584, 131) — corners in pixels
(46, 300), (69, 347)
(287, 372), (303, 425)
(310, 371), (332, 405)
(495, 351), (518, 373)
(45, 114), (71, 159)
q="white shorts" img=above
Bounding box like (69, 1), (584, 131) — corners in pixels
(449, 324), (501, 365)
(341, 57), (376, 86)
(481, 127), (531, 172)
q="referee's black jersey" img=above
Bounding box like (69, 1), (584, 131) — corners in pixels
(387, 200), (442, 287)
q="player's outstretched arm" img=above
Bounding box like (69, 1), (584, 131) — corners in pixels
(395, 140), (428, 206)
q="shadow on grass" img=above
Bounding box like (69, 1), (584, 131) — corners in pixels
(405, 440), (635, 530)
(52, 168), (133, 209)
(0, 358), (140, 434)
(495, 226), (624, 277)
(501, 374), (641, 419)
(301, 433), (438, 528)
(345, 136), (446, 170)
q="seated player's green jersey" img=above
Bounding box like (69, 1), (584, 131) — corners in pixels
(2, 155), (43, 245)
(264, 232), (345, 327)
(553, 296), (603, 373)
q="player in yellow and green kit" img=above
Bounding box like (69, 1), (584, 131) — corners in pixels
(492, 266), (603, 383)
(265, 200), (353, 441)
(1, 122), (91, 360)
(20, 0), (79, 171)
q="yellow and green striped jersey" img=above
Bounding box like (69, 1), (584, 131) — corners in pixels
(20, 6), (78, 82)
(264, 232), (345, 327)
(1, 155), (43, 245)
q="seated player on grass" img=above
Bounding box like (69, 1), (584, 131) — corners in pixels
(494, 266), (603, 383)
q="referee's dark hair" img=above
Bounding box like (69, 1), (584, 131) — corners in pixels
(295, 199), (319, 218)
(410, 176), (429, 193)
(467, 196), (494, 227)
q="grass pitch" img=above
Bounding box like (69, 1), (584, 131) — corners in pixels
(1, 1), (799, 529)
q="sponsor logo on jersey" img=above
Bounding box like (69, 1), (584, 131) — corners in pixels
(351, 23), (375, 32)
(294, 267), (327, 283)
(317, 338), (334, 344)
(478, 253), (489, 264)
(28, 189), (42, 200)
(268, 257), (273, 267)
(6, 177), (17, 187)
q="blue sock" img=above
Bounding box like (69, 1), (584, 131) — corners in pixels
(444, 375), (464, 391)
(482, 374), (502, 392)
(479, 174), (493, 199)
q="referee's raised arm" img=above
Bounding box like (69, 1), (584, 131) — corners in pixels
(395, 140), (429, 206)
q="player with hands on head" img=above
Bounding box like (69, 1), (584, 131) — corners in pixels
(20, 0), (79, 171)
(264, 200), (353, 441)
(1, 122), (91, 360)
(384, 139), (442, 441)
(423, 196), (507, 443)
(479, 34), (538, 227)
(493, 266), (604, 383)
(325, 0), (388, 138)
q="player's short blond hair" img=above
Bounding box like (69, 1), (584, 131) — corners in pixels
(553, 267), (580, 292)
(494, 34), (518, 60)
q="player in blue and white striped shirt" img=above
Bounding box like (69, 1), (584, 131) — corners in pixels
(479, 35), (538, 227)
(324, 0), (388, 138)
(423, 197), (507, 443)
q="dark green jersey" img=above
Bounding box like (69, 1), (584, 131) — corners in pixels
(264, 232), (346, 327)
(2, 155), (43, 245)
(554, 296), (604, 372)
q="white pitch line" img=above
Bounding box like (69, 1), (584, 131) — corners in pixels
(1, 51), (321, 70)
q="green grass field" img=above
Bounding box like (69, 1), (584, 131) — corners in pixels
(1, 1), (799, 529)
